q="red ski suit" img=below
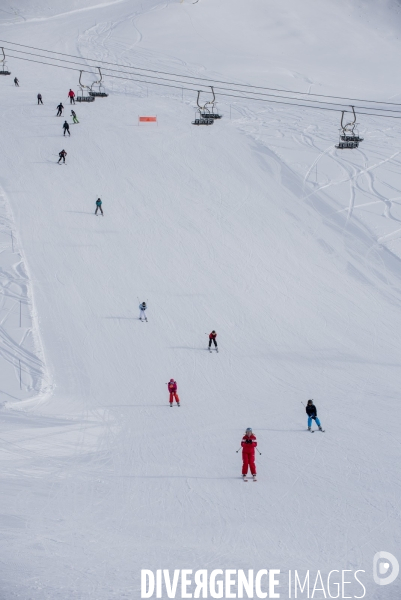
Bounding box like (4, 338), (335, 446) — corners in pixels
(168, 380), (180, 404)
(241, 433), (257, 475)
(68, 90), (75, 98)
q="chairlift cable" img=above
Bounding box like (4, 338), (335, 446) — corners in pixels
(1, 38), (401, 108)
(6, 52), (401, 119)
(5, 46), (401, 115)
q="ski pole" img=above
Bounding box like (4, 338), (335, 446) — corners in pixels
(235, 448), (241, 453)
(256, 448), (262, 455)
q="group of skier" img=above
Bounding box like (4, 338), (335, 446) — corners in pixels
(237, 400), (323, 480)
(29, 79), (325, 482)
(53, 96), (82, 164)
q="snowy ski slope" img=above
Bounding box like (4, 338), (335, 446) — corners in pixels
(0, 0), (401, 598)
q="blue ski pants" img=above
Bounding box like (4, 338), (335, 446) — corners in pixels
(308, 416), (321, 428)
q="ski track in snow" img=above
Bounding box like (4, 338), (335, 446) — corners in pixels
(0, 188), (48, 403)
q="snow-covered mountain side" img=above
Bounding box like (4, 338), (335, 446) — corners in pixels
(0, 0), (400, 598)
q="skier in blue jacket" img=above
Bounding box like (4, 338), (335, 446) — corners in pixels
(95, 198), (103, 216)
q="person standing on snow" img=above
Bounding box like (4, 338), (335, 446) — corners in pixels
(68, 89), (75, 104)
(56, 102), (64, 116)
(37, 93), (43, 105)
(63, 121), (70, 136)
(139, 301), (147, 321)
(208, 330), (218, 351)
(305, 400), (323, 431)
(71, 110), (79, 124)
(95, 198), (103, 216)
(14, 77), (19, 87)
(58, 149), (67, 164)
(241, 427), (257, 480)
(167, 379), (180, 407)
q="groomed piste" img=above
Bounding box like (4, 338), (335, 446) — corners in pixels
(0, 1), (400, 598)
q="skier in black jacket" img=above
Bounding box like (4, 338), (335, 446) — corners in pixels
(56, 103), (64, 116)
(305, 399), (323, 431)
(58, 149), (67, 164)
(63, 121), (70, 136)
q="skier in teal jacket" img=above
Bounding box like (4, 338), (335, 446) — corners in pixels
(95, 198), (103, 216)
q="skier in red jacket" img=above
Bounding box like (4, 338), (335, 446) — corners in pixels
(68, 89), (75, 104)
(241, 428), (257, 480)
(167, 379), (180, 407)
(208, 330), (218, 352)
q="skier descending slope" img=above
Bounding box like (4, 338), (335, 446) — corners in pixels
(139, 302), (147, 321)
(71, 110), (79, 124)
(37, 93), (43, 105)
(58, 149), (67, 164)
(241, 428), (257, 481)
(68, 89), (75, 104)
(56, 103), (64, 116)
(306, 399), (324, 432)
(208, 330), (218, 352)
(95, 198), (103, 216)
(63, 121), (70, 137)
(167, 379), (180, 407)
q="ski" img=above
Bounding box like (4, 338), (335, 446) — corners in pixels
(242, 477), (248, 482)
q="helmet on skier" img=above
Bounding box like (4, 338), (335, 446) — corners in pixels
(245, 427), (252, 434)
(307, 399), (314, 405)
(211, 330), (216, 333)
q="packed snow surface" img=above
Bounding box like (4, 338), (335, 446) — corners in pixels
(0, 0), (401, 598)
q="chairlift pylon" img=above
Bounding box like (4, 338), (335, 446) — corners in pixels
(336, 106), (363, 149)
(192, 90), (214, 125)
(76, 70), (95, 103)
(0, 47), (11, 76)
(89, 67), (109, 98)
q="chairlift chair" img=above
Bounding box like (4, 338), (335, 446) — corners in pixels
(89, 67), (109, 98)
(0, 47), (11, 76)
(76, 70), (95, 103)
(200, 86), (222, 119)
(192, 91), (214, 125)
(336, 106), (363, 149)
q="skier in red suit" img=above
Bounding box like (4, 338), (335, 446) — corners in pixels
(68, 89), (75, 104)
(167, 379), (180, 407)
(208, 330), (218, 351)
(241, 428), (257, 479)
